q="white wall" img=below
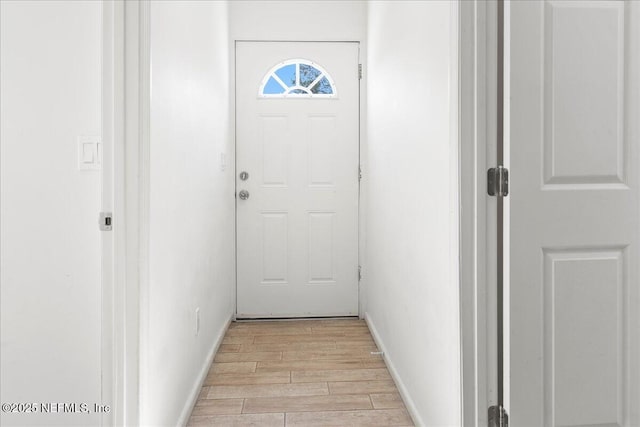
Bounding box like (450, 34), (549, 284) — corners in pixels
(0, 1), (103, 426)
(229, 0), (366, 41)
(365, 2), (461, 425)
(142, 2), (235, 425)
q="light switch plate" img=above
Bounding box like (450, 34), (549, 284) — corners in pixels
(78, 136), (101, 171)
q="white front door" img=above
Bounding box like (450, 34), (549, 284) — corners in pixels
(509, 1), (640, 426)
(235, 42), (360, 318)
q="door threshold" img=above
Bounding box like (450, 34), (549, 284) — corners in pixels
(234, 315), (360, 322)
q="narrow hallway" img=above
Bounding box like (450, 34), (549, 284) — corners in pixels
(187, 319), (414, 426)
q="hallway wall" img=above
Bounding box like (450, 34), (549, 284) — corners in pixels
(0, 2), (103, 426)
(365, 2), (461, 425)
(143, 1), (234, 425)
(229, 0), (366, 41)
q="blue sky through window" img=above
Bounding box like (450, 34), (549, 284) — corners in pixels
(263, 76), (285, 94)
(260, 60), (336, 97)
(274, 64), (297, 86)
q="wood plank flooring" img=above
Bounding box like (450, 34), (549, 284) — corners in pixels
(188, 319), (414, 426)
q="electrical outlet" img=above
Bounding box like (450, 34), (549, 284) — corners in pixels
(195, 308), (200, 336)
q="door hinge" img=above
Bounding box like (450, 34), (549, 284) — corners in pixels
(358, 265), (362, 281)
(488, 405), (508, 427)
(487, 166), (509, 197)
(99, 212), (112, 231)
(358, 64), (363, 80)
(359, 165), (362, 181)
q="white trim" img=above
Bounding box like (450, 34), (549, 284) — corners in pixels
(364, 313), (424, 427)
(101, 1), (115, 424)
(100, 1), (150, 424)
(460, 1), (491, 425)
(176, 315), (233, 426)
(502, 0), (511, 414)
(483, 0), (499, 416)
(126, 1), (151, 424)
(102, 1), (130, 424)
(450, 1), (462, 425)
(357, 42), (366, 320)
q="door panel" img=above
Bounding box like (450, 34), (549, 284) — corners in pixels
(236, 42), (359, 317)
(510, 1), (639, 426)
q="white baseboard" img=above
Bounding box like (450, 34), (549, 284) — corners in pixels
(365, 312), (425, 427)
(176, 313), (233, 426)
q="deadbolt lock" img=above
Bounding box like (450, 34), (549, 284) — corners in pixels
(239, 171), (249, 181)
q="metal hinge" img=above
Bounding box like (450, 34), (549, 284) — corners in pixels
(358, 265), (362, 281)
(359, 165), (362, 181)
(488, 405), (508, 427)
(99, 212), (112, 231)
(358, 64), (363, 80)
(487, 166), (509, 197)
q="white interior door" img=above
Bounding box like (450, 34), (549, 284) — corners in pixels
(509, 1), (640, 426)
(236, 42), (360, 318)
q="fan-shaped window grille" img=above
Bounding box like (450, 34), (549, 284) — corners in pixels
(259, 59), (337, 98)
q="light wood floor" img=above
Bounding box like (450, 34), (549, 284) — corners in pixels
(187, 319), (414, 426)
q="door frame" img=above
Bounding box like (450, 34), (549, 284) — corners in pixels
(232, 40), (363, 319)
(101, 2), (117, 425)
(101, 1), (150, 424)
(459, 1), (499, 425)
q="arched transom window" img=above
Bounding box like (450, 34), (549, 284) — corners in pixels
(259, 59), (337, 98)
